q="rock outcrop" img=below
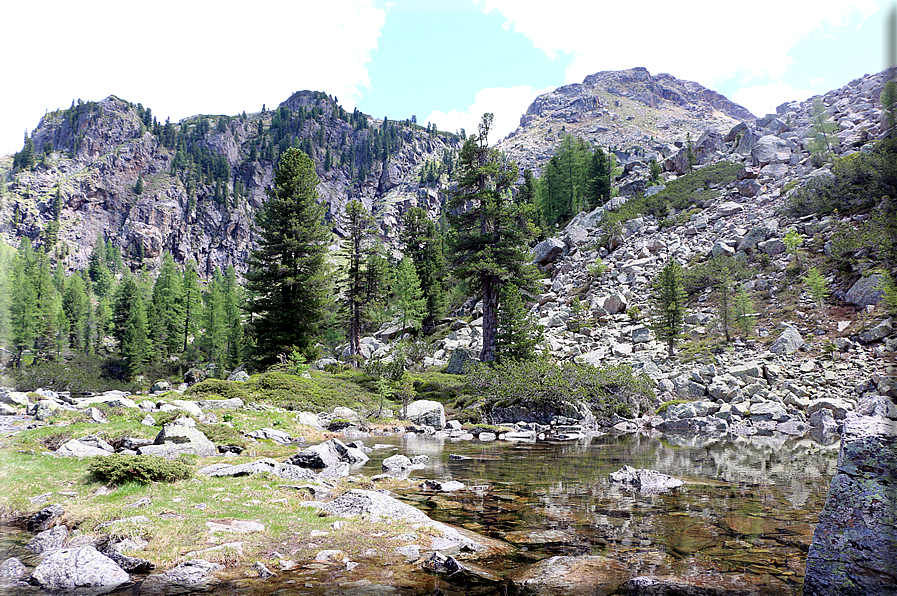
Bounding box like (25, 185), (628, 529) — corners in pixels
(804, 399), (897, 595)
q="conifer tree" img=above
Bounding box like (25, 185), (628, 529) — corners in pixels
(223, 266), (244, 369)
(0, 242), (15, 351)
(201, 269), (228, 374)
(122, 294), (150, 378)
(650, 260), (687, 357)
(181, 260), (203, 356)
(149, 253), (184, 358)
(400, 207), (445, 331)
(245, 148), (330, 366)
(62, 274), (90, 352)
(494, 284), (543, 363)
(448, 113), (539, 362)
(10, 238), (39, 363)
(587, 147), (611, 209)
(338, 200), (379, 360)
(733, 287), (756, 337)
(394, 257), (426, 333)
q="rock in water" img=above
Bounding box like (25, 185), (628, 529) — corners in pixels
(30, 546), (129, 592)
(608, 466), (683, 493)
(140, 559), (223, 594)
(804, 414), (897, 595)
(403, 400), (446, 429)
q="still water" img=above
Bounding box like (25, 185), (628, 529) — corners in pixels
(2, 432), (839, 595)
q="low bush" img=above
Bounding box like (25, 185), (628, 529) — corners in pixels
(13, 355), (139, 394)
(465, 358), (653, 420)
(88, 454), (193, 484)
(186, 378), (249, 401)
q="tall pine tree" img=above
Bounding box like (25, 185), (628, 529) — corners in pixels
(448, 114), (539, 362)
(245, 148), (330, 366)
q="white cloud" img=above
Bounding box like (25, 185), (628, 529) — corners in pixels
(478, 0), (881, 87)
(424, 85), (553, 144)
(731, 83), (817, 117)
(0, 0), (385, 155)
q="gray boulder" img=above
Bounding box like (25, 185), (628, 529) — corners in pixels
(26, 504), (65, 533)
(532, 238), (567, 265)
(285, 438), (368, 469)
(858, 318), (893, 344)
(608, 466), (683, 493)
(736, 226), (770, 252)
(403, 399), (446, 429)
(769, 326), (804, 355)
(30, 546), (129, 592)
(138, 418), (216, 458)
(845, 273), (885, 307)
(140, 559), (222, 595)
(446, 348), (477, 375)
(245, 428), (293, 444)
(0, 557), (27, 586)
(804, 415), (897, 595)
(26, 525), (69, 554)
(55, 436), (115, 458)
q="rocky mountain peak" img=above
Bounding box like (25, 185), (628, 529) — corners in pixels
(499, 67), (755, 175)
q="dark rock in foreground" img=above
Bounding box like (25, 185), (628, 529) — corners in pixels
(803, 410), (897, 596)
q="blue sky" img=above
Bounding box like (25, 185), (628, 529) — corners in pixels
(0, 0), (887, 156)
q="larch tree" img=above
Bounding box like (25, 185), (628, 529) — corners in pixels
(245, 148), (330, 366)
(650, 260), (688, 357)
(448, 113), (539, 363)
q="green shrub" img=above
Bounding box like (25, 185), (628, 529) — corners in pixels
(186, 378), (249, 401)
(13, 354), (140, 394)
(465, 357), (653, 420)
(196, 422), (246, 448)
(88, 454), (193, 484)
(682, 254), (750, 295)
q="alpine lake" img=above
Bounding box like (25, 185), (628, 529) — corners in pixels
(1, 430), (839, 595)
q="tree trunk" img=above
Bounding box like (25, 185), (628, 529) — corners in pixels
(480, 274), (498, 362)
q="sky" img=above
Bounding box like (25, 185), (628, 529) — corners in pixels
(0, 0), (889, 157)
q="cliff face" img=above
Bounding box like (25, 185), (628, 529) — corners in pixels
(1, 93), (460, 277)
(498, 67), (755, 175)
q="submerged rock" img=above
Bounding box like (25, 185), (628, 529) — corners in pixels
(140, 559), (223, 595)
(510, 555), (628, 595)
(609, 466), (683, 493)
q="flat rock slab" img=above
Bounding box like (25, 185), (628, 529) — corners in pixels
(140, 559), (223, 595)
(206, 520), (265, 534)
(510, 555), (628, 595)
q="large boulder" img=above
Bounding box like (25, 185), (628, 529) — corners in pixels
(403, 400), (446, 429)
(769, 326), (804, 355)
(446, 348), (477, 375)
(284, 438), (368, 469)
(532, 238), (567, 266)
(804, 415), (897, 595)
(30, 546), (130, 592)
(55, 436), (115, 458)
(138, 418), (216, 458)
(510, 555), (629, 595)
(845, 273), (885, 307)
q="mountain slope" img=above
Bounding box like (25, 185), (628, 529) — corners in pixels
(0, 93), (460, 277)
(498, 67), (754, 174)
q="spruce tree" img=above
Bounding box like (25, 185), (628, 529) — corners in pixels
(122, 295), (150, 378)
(223, 266), (244, 369)
(448, 114), (539, 362)
(650, 260), (687, 357)
(715, 268), (733, 343)
(245, 148), (330, 366)
(200, 269), (228, 374)
(400, 206), (445, 331)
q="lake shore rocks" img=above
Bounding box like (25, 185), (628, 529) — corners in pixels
(803, 401), (897, 595)
(29, 546), (130, 593)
